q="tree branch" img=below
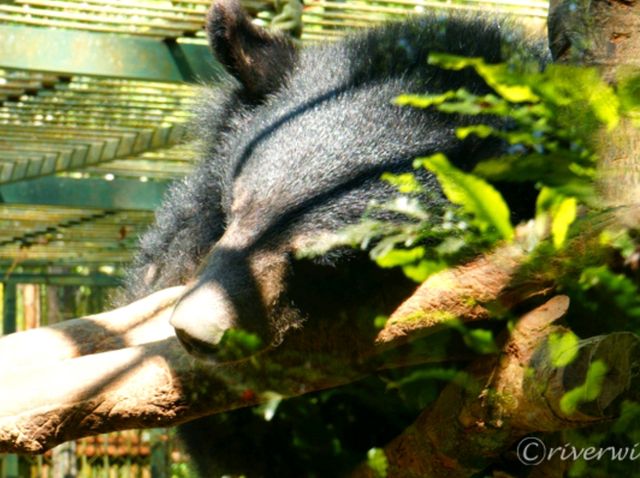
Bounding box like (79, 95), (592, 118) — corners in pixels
(0, 286), (184, 372)
(0, 213), (636, 454)
(352, 296), (640, 477)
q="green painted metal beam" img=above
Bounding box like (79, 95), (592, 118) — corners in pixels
(0, 125), (190, 185)
(0, 273), (121, 286)
(0, 176), (169, 210)
(0, 454), (19, 478)
(0, 25), (223, 83)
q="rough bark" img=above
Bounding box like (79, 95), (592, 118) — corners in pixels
(0, 309), (370, 453)
(549, 0), (640, 210)
(376, 227), (547, 348)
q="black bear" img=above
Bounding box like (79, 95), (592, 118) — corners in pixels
(120, 0), (548, 474)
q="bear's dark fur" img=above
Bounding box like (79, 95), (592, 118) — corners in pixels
(120, 1), (548, 474)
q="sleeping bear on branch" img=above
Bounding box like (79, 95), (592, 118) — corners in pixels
(116, 0), (548, 475)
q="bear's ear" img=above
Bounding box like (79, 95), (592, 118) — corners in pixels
(207, 0), (298, 101)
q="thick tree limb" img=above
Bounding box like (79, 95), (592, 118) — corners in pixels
(0, 286), (184, 371)
(0, 223), (538, 453)
(375, 209), (631, 348)
(0, 212), (634, 453)
(0, 321), (368, 453)
(376, 231), (541, 347)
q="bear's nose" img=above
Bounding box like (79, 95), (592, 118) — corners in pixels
(169, 282), (234, 357)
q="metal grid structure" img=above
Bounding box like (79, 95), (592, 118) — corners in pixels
(0, 0), (548, 41)
(0, 63), (202, 271)
(0, 0), (548, 274)
(0, 206), (153, 266)
(0, 74), (194, 182)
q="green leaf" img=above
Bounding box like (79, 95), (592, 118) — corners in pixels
(617, 70), (640, 113)
(427, 52), (482, 70)
(373, 315), (388, 329)
(548, 331), (579, 367)
(417, 153), (514, 240)
(474, 153), (585, 185)
(402, 259), (447, 282)
(217, 328), (264, 361)
(394, 91), (456, 108)
(389, 368), (476, 407)
(560, 360), (608, 415)
(448, 320), (499, 354)
(612, 401), (640, 435)
(381, 172), (423, 193)
(392, 367), (463, 387)
(573, 67), (620, 130)
(476, 63), (539, 103)
(539, 66), (620, 130)
(428, 53), (539, 103)
(463, 328), (499, 354)
(456, 125), (495, 139)
(375, 246), (425, 268)
(396, 89), (509, 116)
(551, 196), (577, 249)
(600, 229), (637, 259)
(366, 448), (389, 478)
(586, 80), (620, 130)
(579, 266), (640, 320)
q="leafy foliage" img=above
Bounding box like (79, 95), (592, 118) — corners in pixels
(391, 55), (640, 477)
(302, 53), (640, 476)
(417, 153), (514, 241)
(216, 328), (264, 362)
(560, 360), (608, 415)
(548, 331), (580, 368)
(366, 448), (389, 478)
